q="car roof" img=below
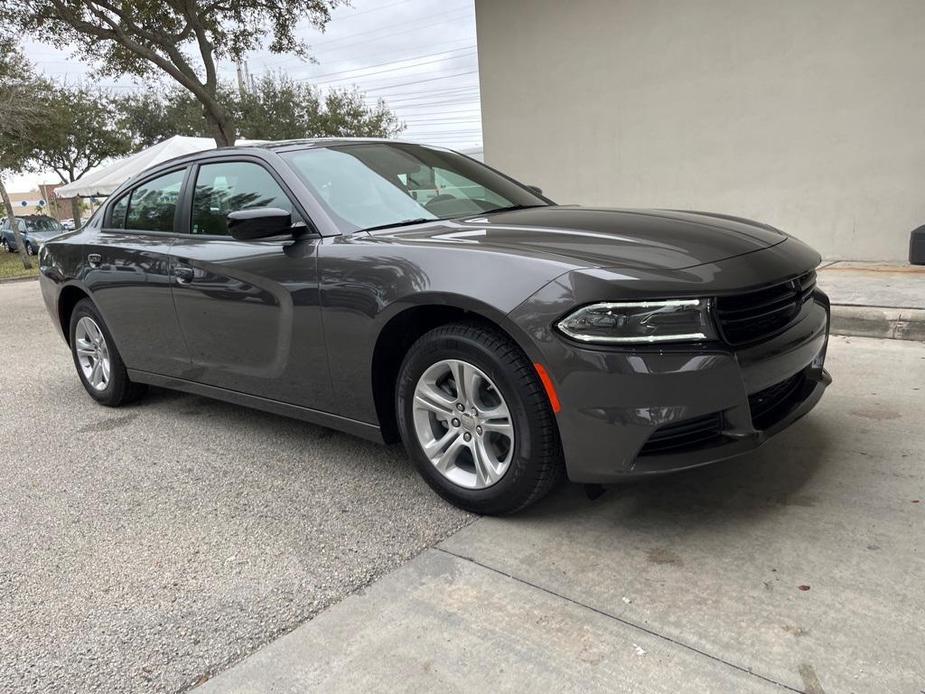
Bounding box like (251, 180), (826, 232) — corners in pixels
(154, 137), (425, 169)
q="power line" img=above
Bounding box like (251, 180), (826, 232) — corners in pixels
(361, 70), (479, 93)
(261, 7), (472, 68)
(368, 87), (481, 103)
(298, 47), (476, 85)
(271, 36), (475, 74)
(396, 107), (481, 117)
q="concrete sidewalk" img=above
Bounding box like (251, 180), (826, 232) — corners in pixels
(196, 336), (925, 694)
(819, 261), (925, 340)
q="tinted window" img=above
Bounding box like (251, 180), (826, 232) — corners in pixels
(282, 143), (547, 233)
(191, 161), (295, 236)
(125, 169), (185, 232)
(109, 193), (129, 229)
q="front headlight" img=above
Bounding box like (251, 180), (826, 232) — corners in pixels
(556, 299), (716, 344)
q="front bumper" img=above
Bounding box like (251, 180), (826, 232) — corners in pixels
(544, 293), (831, 483)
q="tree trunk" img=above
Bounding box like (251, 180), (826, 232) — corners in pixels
(203, 100), (236, 147)
(70, 197), (82, 231)
(0, 176), (32, 270)
(207, 112), (236, 147)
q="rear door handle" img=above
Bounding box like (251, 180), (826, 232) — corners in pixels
(174, 265), (195, 284)
(87, 253), (101, 267)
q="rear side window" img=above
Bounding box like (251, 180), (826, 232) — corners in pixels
(109, 194), (129, 229)
(191, 161), (295, 236)
(124, 169), (185, 232)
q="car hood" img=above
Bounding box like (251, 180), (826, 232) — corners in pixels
(373, 206), (788, 270)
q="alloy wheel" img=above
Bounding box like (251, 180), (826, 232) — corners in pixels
(75, 316), (111, 391)
(412, 359), (515, 489)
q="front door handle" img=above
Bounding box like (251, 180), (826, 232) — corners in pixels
(87, 253), (101, 267)
(174, 266), (195, 284)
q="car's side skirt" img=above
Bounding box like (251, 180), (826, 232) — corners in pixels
(126, 369), (385, 444)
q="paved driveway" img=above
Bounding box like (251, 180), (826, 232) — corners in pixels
(200, 335), (925, 693)
(3, 277), (923, 693)
(0, 280), (471, 693)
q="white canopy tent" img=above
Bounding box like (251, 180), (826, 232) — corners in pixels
(54, 135), (260, 199)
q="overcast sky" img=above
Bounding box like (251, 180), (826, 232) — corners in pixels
(10, 0), (481, 193)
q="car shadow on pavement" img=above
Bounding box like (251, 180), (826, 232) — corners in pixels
(523, 418), (832, 528)
(130, 385), (413, 471)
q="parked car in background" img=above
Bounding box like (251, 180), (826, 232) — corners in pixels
(0, 215), (66, 255)
(37, 139), (831, 514)
(61, 218), (76, 231)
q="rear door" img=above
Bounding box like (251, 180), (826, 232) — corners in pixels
(168, 157), (331, 409)
(84, 167), (191, 377)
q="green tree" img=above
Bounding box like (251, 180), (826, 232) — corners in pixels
(12, 0), (340, 147)
(0, 41), (48, 270)
(117, 76), (404, 147)
(30, 85), (133, 228)
(234, 75), (403, 140)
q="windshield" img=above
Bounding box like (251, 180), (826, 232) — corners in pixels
(25, 217), (63, 232)
(281, 143), (548, 233)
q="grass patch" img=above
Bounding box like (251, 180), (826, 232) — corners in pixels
(0, 250), (39, 280)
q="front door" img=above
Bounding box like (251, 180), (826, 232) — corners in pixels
(169, 159), (331, 410)
(84, 167), (191, 377)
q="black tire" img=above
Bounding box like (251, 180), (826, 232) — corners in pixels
(69, 298), (147, 407)
(396, 322), (564, 515)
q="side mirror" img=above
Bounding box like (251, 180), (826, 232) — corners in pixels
(227, 207), (293, 241)
(525, 185), (543, 197)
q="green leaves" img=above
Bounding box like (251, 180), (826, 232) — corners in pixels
(118, 75), (404, 146)
(11, 0), (343, 145)
(31, 85), (133, 184)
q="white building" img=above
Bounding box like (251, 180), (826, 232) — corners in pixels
(475, 0), (923, 261)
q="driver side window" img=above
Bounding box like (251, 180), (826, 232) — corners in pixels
(191, 161), (297, 236)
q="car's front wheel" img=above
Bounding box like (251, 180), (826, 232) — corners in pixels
(69, 298), (147, 406)
(396, 322), (564, 515)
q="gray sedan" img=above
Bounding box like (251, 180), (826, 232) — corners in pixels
(37, 139), (830, 513)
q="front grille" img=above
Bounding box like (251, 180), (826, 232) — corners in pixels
(715, 271), (816, 346)
(638, 411), (725, 455)
(748, 372), (806, 430)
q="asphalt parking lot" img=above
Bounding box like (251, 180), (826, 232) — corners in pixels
(2, 278), (924, 693)
(0, 280), (472, 693)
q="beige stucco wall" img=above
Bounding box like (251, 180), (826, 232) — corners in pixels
(475, 0), (925, 261)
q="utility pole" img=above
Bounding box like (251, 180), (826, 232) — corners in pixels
(235, 60), (253, 95)
(235, 60), (248, 95)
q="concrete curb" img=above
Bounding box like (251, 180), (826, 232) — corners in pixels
(0, 275), (38, 285)
(830, 304), (925, 341)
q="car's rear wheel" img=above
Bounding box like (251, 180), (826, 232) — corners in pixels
(0, 238), (8, 252)
(396, 322), (564, 515)
(69, 298), (146, 406)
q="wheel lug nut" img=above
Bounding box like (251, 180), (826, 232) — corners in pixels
(476, 426), (483, 435)
(451, 418), (460, 427)
(456, 403), (464, 411)
(463, 432), (472, 442)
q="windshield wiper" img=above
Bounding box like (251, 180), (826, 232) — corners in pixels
(482, 204), (548, 215)
(362, 218), (434, 232)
